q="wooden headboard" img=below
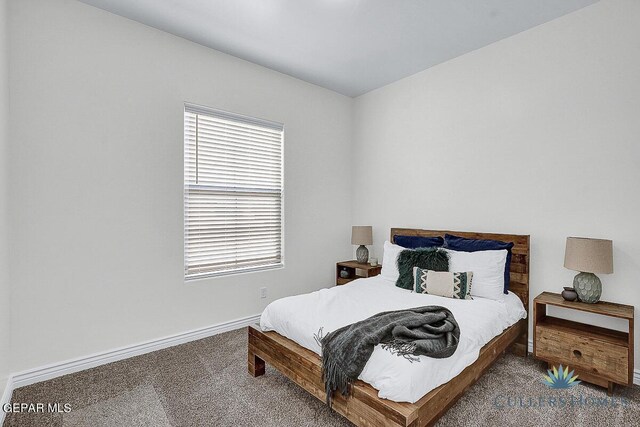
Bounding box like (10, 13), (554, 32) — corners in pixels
(391, 228), (530, 355)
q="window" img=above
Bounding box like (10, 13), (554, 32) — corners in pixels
(184, 104), (284, 279)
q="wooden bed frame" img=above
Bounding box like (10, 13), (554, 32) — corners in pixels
(248, 228), (530, 427)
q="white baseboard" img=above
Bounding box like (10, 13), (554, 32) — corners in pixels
(1, 375), (14, 425)
(527, 339), (639, 386)
(6, 313), (260, 393)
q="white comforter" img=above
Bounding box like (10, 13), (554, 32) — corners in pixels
(260, 275), (526, 403)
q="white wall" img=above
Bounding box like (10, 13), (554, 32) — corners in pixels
(353, 0), (640, 366)
(7, 0), (353, 372)
(6, 0), (640, 377)
(0, 0), (10, 398)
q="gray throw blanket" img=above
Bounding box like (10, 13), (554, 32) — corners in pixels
(320, 306), (459, 406)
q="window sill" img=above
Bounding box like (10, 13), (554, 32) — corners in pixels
(185, 263), (284, 282)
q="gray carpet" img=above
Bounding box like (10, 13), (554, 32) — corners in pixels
(3, 328), (639, 426)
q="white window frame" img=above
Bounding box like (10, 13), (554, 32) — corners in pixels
(184, 103), (284, 280)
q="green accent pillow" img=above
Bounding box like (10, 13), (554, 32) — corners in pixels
(395, 248), (449, 290)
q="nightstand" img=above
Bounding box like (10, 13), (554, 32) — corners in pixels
(533, 292), (634, 395)
(336, 261), (381, 286)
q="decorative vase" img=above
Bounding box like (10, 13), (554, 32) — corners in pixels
(573, 272), (602, 303)
(356, 245), (369, 263)
(339, 268), (350, 279)
(561, 287), (578, 302)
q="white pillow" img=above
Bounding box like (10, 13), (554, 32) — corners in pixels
(381, 240), (405, 282)
(445, 248), (507, 301)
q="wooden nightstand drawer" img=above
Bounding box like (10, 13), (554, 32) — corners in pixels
(536, 322), (628, 384)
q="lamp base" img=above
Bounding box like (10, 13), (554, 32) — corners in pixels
(356, 245), (369, 263)
(573, 272), (602, 303)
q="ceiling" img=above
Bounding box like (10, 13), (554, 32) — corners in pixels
(79, 0), (598, 97)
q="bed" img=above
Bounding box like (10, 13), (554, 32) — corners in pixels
(248, 228), (530, 426)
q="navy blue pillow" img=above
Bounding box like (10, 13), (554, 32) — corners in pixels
(394, 235), (444, 249)
(444, 234), (514, 294)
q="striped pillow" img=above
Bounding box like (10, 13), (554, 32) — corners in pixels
(413, 267), (473, 300)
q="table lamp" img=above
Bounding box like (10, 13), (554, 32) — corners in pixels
(352, 226), (373, 263)
(564, 237), (613, 303)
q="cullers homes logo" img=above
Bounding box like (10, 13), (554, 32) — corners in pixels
(542, 365), (581, 389)
(493, 365), (630, 409)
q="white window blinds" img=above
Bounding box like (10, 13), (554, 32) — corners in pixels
(184, 104), (284, 279)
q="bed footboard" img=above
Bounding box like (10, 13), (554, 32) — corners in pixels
(248, 325), (414, 426)
(247, 319), (526, 427)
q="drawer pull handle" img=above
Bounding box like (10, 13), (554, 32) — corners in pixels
(573, 349), (582, 358)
